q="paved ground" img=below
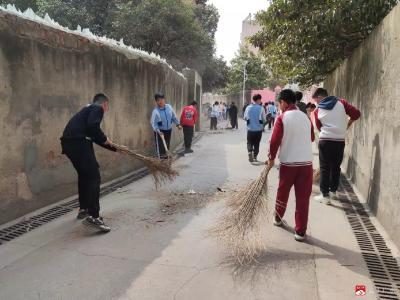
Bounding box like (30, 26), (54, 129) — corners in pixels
(0, 121), (391, 299)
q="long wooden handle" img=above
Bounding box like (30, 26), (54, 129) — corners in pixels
(159, 134), (171, 156)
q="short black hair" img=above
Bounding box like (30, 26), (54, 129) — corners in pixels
(295, 91), (303, 102)
(312, 88), (328, 98)
(278, 89), (296, 104)
(154, 93), (165, 101)
(191, 101), (197, 106)
(214, 101), (219, 105)
(310, 104), (316, 109)
(93, 93), (109, 104)
(253, 94), (262, 101)
(232, 102), (235, 105)
(306, 102), (312, 108)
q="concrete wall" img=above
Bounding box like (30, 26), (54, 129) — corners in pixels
(324, 5), (400, 247)
(0, 11), (189, 224)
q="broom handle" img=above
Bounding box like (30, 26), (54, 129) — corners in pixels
(159, 134), (171, 156)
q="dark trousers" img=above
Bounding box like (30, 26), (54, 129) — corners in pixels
(268, 117), (275, 129)
(231, 116), (238, 129)
(155, 129), (172, 158)
(210, 117), (217, 130)
(61, 140), (101, 218)
(183, 125), (194, 150)
(318, 140), (345, 196)
(247, 131), (263, 157)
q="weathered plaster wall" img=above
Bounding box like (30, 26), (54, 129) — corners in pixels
(0, 11), (188, 224)
(324, 5), (400, 247)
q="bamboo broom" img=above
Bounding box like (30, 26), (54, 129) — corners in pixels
(112, 143), (178, 188)
(210, 165), (272, 265)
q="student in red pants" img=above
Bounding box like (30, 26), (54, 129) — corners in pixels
(267, 89), (315, 242)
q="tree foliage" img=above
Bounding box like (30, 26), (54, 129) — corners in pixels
(251, 0), (399, 86)
(0, 0), (228, 91)
(224, 47), (277, 94)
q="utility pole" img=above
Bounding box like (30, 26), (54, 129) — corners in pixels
(242, 61), (248, 108)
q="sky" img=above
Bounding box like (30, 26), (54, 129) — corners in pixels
(209, 0), (269, 63)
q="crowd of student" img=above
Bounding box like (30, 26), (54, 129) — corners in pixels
(60, 87), (360, 241)
(244, 88), (360, 242)
(208, 102), (239, 130)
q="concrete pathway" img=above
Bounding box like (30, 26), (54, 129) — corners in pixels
(0, 122), (391, 299)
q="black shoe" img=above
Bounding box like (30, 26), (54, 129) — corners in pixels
(254, 156), (258, 162)
(248, 152), (254, 163)
(82, 216), (111, 233)
(77, 209), (89, 220)
(184, 148), (194, 154)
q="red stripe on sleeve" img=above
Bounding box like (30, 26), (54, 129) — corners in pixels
(340, 99), (361, 120)
(268, 114), (284, 160)
(314, 109), (322, 131)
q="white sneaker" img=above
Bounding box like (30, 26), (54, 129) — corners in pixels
(330, 191), (338, 200)
(273, 218), (283, 227)
(294, 232), (306, 242)
(314, 194), (331, 205)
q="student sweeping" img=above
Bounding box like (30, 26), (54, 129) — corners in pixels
(244, 94), (266, 163)
(180, 101), (198, 153)
(267, 89), (315, 242)
(312, 88), (360, 205)
(151, 93), (182, 158)
(60, 93), (119, 232)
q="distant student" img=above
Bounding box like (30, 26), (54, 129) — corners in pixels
(295, 91), (307, 115)
(150, 93), (182, 158)
(244, 94), (266, 162)
(312, 88), (360, 205)
(210, 101), (219, 130)
(229, 102), (239, 129)
(180, 101), (198, 153)
(267, 89), (315, 242)
(267, 101), (278, 130)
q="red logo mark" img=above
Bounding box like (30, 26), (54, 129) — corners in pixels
(355, 285), (366, 296)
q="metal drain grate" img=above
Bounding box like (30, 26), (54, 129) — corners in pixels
(0, 132), (204, 246)
(340, 177), (400, 299)
(0, 168), (149, 245)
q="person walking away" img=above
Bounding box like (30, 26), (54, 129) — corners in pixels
(229, 102), (239, 129)
(151, 93), (182, 158)
(60, 93), (119, 232)
(295, 91), (307, 115)
(267, 89), (315, 242)
(242, 101), (250, 119)
(267, 101), (278, 130)
(244, 94), (266, 162)
(180, 101), (198, 153)
(312, 88), (360, 205)
(210, 101), (219, 130)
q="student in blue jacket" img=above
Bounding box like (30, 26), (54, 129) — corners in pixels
(244, 94), (267, 162)
(150, 93), (182, 158)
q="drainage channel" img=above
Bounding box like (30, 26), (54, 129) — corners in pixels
(0, 168), (149, 246)
(0, 133), (204, 246)
(340, 177), (400, 300)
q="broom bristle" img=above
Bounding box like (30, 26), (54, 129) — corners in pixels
(113, 144), (178, 188)
(209, 166), (271, 265)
